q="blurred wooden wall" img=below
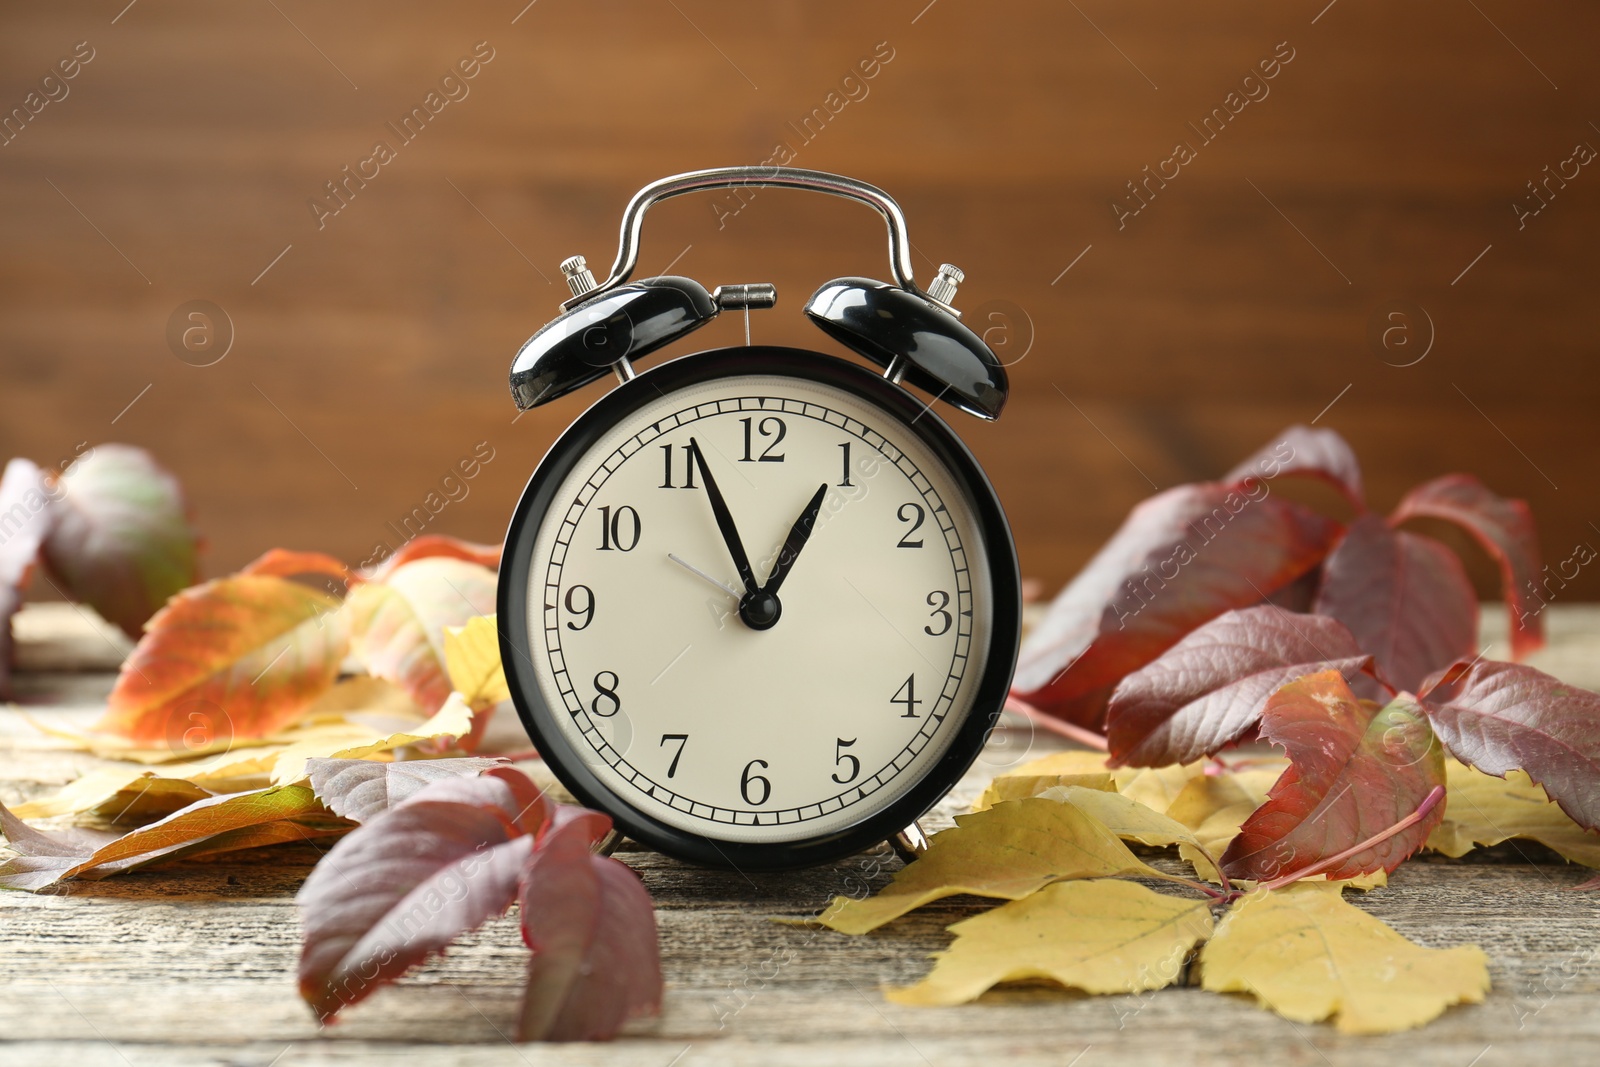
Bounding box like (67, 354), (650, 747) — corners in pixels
(3, 0), (1598, 600)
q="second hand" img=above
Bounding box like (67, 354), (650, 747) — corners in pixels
(667, 553), (740, 598)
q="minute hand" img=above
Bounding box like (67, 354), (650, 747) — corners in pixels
(761, 483), (829, 596)
(687, 438), (759, 595)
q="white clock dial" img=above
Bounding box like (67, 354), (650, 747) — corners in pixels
(523, 372), (993, 844)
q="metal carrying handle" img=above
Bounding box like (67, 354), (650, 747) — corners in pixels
(561, 166), (922, 310)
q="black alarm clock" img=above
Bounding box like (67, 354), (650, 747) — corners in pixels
(498, 167), (1020, 870)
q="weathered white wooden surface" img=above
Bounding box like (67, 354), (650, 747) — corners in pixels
(3, 603), (1600, 1067)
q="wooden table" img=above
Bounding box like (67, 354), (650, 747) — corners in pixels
(4, 603), (1600, 1066)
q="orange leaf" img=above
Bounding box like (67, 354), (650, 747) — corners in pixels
(99, 573), (347, 745)
(345, 558), (497, 714)
(240, 548), (354, 584)
(362, 535), (502, 580)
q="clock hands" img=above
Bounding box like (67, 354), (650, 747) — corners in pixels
(684, 437), (829, 631)
(667, 552), (741, 598)
(760, 482), (829, 598)
(686, 438), (759, 595)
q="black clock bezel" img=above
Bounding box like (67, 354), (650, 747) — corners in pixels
(498, 346), (1021, 871)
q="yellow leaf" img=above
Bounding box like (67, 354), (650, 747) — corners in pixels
(976, 750), (1203, 814)
(817, 797), (1172, 935)
(1200, 884), (1489, 1034)
(11, 767), (213, 823)
(268, 690), (477, 785)
(1053, 784), (1230, 879)
(443, 614), (510, 710)
(1427, 759), (1600, 869)
(887, 879), (1213, 1006)
(1166, 768), (1280, 882)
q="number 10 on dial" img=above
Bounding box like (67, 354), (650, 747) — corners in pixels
(499, 348), (1020, 870)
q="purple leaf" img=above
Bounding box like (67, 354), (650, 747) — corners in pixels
(40, 445), (200, 639)
(0, 797), (120, 892)
(1313, 515), (1477, 693)
(0, 458), (55, 698)
(518, 816), (662, 1041)
(307, 757), (512, 823)
(1107, 606), (1373, 766)
(295, 768), (549, 1020)
(1390, 474), (1545, 660)
(1223, 424), (1366, 510)
(1420, 659), (1600, 832)
(1013, 483), (1342, 726)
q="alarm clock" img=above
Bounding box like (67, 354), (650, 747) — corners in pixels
(498, 167), (1021, 870)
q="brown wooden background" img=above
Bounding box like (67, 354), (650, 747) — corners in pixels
(3, 0), (1597, 600)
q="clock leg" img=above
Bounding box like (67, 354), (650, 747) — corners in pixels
(889, 820), (930, 863)
(595, 829), (626, 856)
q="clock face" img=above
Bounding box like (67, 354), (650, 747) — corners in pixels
(504, 351), (1011, 860)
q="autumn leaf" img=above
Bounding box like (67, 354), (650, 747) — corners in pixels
(1427, 758), (1600, 872)
(444, 614), (510, 709)
(1, 458), (55, 697)
(1166, 768), (1281, 880)
(1311, 515), (1477, 693)
(1419, 658), (1600, 832)
(307, 756), (510, 822)
(363, 534), (502, 579)
(268, 690), (477, 785)
(1221, 672), (1445, 883)
(98, 566), (347, 745)
(0, 799), (120, 891)
(39, 444), (200, 639)
(345, 558), (497, 714)
(816, 797), (1170, 935)
(0, 783), (343, 890)
(239, 548), (352, 584)
(296, 767), (550, 1021)
(1038, 784), (1222, 880)
(10, 766), (213, 824)
(975, 749), (1202, 815)
(1200, 884), (1489, 1033)
(1012, 480), (1341, 727)
(1221, 423), (1366, 510)
(1106, 606), (1372, 767)
(517, 813), (663, 1040)
(887, 879), (1213, 1006)
(1390, 473), (1543, 659)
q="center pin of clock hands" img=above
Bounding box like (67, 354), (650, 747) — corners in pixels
(685, 437), (828, 631)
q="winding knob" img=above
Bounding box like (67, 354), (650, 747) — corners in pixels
(560, 255), (599, 299)
(926, 263), (964, 308)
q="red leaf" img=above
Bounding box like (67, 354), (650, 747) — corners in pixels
(1312, 515), (1477, 693)
(306, 756), (511, 823)
(1012, 483), (1342, 725)
(0, 458), (54, 698)
(1221, 671), (1446, 882)
(240, 548), (353, 585)
(1223, 424), (1366, 510)
(40, 444), (201, 638)
(1420, 659), (1600, 832)
(1106, 606), (1373, 767)
(1390, 474), (1545, 659)
(345, 558), (498, 714)
(363, 535), (502, 580)
(518, 816), (663, 1041)
(98, 573), (347, 744)
(296, 767), (550, 1021)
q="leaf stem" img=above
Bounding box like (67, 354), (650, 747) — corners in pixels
(1255, 784), (1445, 892)
(1003, 694), (1109, 751)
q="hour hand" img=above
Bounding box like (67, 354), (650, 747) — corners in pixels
(687, 438), (759, 595)
(761, 483), (828, 596)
